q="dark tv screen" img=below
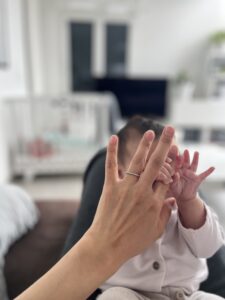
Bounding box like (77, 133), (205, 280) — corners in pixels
(95, 77), (167, 118)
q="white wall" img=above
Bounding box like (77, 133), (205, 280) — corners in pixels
(31, 0), (225, 96)
(2, 0), (225, 97)
(0, 102), (10, 182)
(0, 0), (28, 182)
(129, 0), (225, 95)
(0, 0), (28, 97)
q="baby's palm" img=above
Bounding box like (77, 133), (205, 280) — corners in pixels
(170, 150), (214, 203)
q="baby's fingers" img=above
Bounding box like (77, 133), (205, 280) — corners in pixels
(166, 157), (172, 164)
(190, 151), (199, 172)
(164, 162), (174, 176)
(183, 149), (190, 168)
(171, 172), (180, 185)
(175, 154), (183, 170)
(168, 145), (179, 162)
(198, 167), (215, 182)
(142, 126), (174, 186)
(157, 172), (172, 184)
(164, 197), (177, 210)
(157, 163), (174, 184)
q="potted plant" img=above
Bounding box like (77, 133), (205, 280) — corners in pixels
(207, 31), (225, 98)
(209, 31), (225, 54)
(174, 70), (195, 101)
(210, 31), (225, 45)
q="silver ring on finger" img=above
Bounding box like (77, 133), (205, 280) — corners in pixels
(125, 171), (140, 178)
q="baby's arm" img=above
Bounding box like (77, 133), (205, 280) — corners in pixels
(168, 149), (224, 258)
(170, 150), (214, 229)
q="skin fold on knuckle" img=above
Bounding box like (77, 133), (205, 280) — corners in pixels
(161, 134), (172, 145)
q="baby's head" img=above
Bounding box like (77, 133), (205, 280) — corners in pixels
(117, 116), (165, 178)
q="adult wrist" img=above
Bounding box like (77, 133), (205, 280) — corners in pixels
(82, 228), (122, 278)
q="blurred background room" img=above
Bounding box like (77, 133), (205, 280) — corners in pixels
(1, 0), (225, 298)
(1, 0), (225, 198)
(1, 0), (225, 224)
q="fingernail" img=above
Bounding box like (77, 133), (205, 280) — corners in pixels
(110, 135), (117, 145)
(146, 130), (155, 141)
(164, 126), (174, 137)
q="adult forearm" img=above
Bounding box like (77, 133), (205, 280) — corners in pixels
(178, 196), (206, 229)
(16, 232), (118, 300)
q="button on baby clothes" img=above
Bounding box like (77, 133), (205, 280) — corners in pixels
(152, 261), (160, 270)
(101, 206), (225, 294)
(175, 290), (185, 300)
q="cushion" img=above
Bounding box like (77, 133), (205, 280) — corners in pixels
(0, 184), (39, 300)
(4, 200), (79, 299)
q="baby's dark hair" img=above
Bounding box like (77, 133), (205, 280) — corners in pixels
(117, 115), (164, 165)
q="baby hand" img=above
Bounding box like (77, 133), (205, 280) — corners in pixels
(170, 149), (214, 203)
(156, 157), (174, 185)
(156, 145), (179, 185)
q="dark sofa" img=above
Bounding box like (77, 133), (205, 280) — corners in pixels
(4, 200), (79, 299)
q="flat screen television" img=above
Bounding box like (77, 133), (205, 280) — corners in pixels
(95, 77), (168, 118)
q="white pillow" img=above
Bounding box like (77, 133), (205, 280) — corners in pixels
(0, 184), (39, 300)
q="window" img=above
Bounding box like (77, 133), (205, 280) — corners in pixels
(70, 21), (129, 91)
(106, 24), (127, 77)
(70, 22), (93, 91)
(0, 0), (9, 68)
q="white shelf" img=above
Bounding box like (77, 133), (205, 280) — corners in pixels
(13, 146), (101, 176)
(169, 98), (225, 183)
(4, 93), (121, 179)
(170, 98), (225, 128)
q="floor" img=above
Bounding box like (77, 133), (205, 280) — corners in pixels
(13, 175), (83, 201)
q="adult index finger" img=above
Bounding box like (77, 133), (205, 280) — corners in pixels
(105, 135), (119, 185)
(141, 126), (175, 186)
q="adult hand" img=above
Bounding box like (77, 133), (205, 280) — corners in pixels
(88, 126), (175, 268)
(16, 126), (175, 300)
